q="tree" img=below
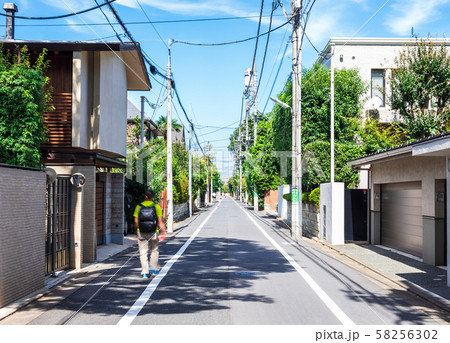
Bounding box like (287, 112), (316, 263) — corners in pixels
(390, 39), (450, 139)
(270, 64), (367, 190)
(156, 115), (183, 139)
(0, 46), (52, 168)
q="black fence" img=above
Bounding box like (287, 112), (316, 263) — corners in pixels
(45, 176), (71, 275)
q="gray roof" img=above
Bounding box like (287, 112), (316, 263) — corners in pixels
(127, 99), (142, 120)
(348, 131), (450, 166)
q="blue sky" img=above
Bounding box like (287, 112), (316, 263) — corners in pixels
(2, 0), (450, 177)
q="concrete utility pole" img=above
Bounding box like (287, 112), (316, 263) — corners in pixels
(252, 67), (258, 212)
(330, 43), (335, 183)
(291, 0), (302, 240)
(238, 129), (242, 202)
(188, 107), (193, 217)
(140, 96), (145, 149)
(166, 39), (174, 233)
(206, 156), (209, 204)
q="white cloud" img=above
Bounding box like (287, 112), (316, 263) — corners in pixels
(386, 0), (450, 35)
(117, 0), (284, 26)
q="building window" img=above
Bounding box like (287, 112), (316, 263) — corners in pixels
(371, 69), (385, 107)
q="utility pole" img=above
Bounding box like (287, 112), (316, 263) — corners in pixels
(140, 96), (145, 149)
(206, 156), (209, 204)
(252, 66), (258, 212)
(330, 43), (335, 183)
(238, 128), (242, 202)
(245, 99), (249, 204)
(166, 39), (174, 233)
(188, 106), (193, 217)
(211, 160), (214, 202)
(291, 0), (302, 241)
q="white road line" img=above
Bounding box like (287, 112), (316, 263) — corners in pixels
(117, 200), (222, 326)
(233, 198), (355, 325)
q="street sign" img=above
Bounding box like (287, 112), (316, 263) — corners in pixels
(292, 189), (299, 202)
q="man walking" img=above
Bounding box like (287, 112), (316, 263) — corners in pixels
(134, 189), (167, 278)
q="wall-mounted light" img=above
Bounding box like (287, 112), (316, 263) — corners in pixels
(339, 54), (343, 62)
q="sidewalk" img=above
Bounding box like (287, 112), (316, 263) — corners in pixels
(317, 240), (450, 311)
(261, 209), (450, 312)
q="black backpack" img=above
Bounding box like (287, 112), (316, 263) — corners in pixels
(138, 204), (157, 233)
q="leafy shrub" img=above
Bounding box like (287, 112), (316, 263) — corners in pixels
(309, 187), (320, 207)
(282, 193), (291, 202)
(0, 46), (52, 168)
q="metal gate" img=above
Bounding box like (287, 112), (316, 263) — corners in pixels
(45, 176), (72, 275)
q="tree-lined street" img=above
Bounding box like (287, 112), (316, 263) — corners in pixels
(2, 197), (447, 326)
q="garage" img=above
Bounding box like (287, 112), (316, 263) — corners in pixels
(381, 182), (423, 258)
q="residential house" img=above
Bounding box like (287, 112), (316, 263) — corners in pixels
(348, 133), (450, 286)
(1, 39), (151, 272)
(316, 38), (450, 284)
(318, 37), (450, 124)
(126, 99), (164, 146)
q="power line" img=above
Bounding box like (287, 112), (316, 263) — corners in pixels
(173, 19), (290, 47)
(4, 14), (285, 27)
(135, 0), (168, 49)
(247, 0), (265, 94)
(263, 39), (289, 113)
(0, 0), (117, 20)
(94, 0), (123, 42)
(172, 85), (204, 155)
(255, 1), (278, 100)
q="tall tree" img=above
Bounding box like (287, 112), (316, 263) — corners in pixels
(0, 46), (52, 168)
(390, 39), (450, 139)
(156, 115), (183, 140)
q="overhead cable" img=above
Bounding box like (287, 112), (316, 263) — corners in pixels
(0, 0), (116, 20)
(173, 19), (290, 47)
(4, 14), (286, 27)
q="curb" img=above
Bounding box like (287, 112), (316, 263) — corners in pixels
(310, 237), (450, 314)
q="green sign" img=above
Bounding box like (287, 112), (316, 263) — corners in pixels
(291, 190), (299, 202)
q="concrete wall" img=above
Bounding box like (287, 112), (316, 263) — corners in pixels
(99, 51), (127, 157)
(278, 185), (290, 219)
(371, 156), (446, 217)
(72, 51), (91, 150)
(320, 183), (345, 245)
(71, 51), (128, 158)
(0, 165), (46, 308)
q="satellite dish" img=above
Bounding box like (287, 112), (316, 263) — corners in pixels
(367, 97), (382, 109)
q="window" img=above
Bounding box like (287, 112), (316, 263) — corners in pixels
(371, 69), (385, 107)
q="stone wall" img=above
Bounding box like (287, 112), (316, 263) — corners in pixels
(302, 203), (320, 238)
(286, 201), (320, 238)
(0, 165), (46, 308)
(174, 202), (189, 222)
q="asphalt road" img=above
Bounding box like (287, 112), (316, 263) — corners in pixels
(1, 197), (447, 326)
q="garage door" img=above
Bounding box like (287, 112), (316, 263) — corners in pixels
(381, 182), (422, 257)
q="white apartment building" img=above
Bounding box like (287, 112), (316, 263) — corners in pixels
(317, 37), (450, 123)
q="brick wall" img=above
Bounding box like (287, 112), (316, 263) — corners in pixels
(264, 190), (278, 212)
(0, 165), (46, 308)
